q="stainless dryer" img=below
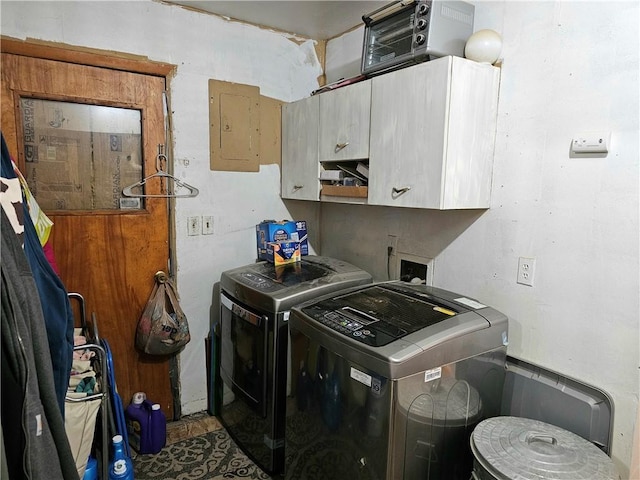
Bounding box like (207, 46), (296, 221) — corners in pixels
(218, 255), (372, 474)
(285, 281), (509, 480)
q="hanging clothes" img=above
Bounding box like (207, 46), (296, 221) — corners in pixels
(22, 210), (75, 414)
(1, 209), (79, 480)
(0, 133), (74, 416)
(11, 158), (61, 275)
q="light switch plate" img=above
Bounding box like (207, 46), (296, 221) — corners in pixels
(187, 216), (201, 236)
(202, 216), (214, 235)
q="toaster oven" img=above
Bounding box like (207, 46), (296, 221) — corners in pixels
(361, 0), (475, 76)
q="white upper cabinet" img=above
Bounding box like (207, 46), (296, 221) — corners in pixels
(281, 95), (320, 201)
(318, 80), (371, 162)
(368, 56), (500, 209)
(280, 56), (500, 209)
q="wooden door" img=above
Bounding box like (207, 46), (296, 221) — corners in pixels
(1, 52), (175, 419)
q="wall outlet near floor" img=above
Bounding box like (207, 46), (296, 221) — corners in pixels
(517, 257), (536, 286)
(202, 216), (214, 235)
(187, 216), (201, 236)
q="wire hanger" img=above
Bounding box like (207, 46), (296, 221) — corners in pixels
(122, 145), (199, 198)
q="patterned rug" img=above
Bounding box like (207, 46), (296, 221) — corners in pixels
(133, 425), (274, 480)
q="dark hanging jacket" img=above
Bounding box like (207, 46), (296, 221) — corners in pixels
(0, 133), (74, 415)
(1, 209), (79, 480)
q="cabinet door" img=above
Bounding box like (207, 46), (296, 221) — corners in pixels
(368, 58), (451, 208)
(368, 56), (499, 209)
(441, 57), (500, 209)
(319, 80), (371, 162)
(281, 95), (320, 201)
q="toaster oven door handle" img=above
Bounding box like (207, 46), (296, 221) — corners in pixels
(221, 293), (265, 327)
(363, 0), (416, 24)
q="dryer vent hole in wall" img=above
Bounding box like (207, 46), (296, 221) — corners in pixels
(400, 259), (428, 284)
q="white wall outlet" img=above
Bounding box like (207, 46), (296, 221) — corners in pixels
(517, 257), (536, 286)
(202, 216), (214, 235)
(187, 216), (201, 236)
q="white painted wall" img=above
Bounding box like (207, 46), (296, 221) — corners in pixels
(3, 0), (638, 476)
(1, 0), (321, 415)
(322, 1), (639, 477)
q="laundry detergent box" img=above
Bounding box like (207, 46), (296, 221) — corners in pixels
(256, 220), (308, 260)
(266, 241), (301, 265)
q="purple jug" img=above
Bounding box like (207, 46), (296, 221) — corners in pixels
(126, 393), (166, 454)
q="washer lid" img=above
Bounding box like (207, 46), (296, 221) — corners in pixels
(471, 416), (619, 480)
(220, 255), (373, 313)
(246, 260), (332, 287)
(501, 356), (614, 454)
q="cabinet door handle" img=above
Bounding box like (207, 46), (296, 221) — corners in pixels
(392, 186), (411, 195)
(335, 142), (350, 152)
(293, 185), (304, 190)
